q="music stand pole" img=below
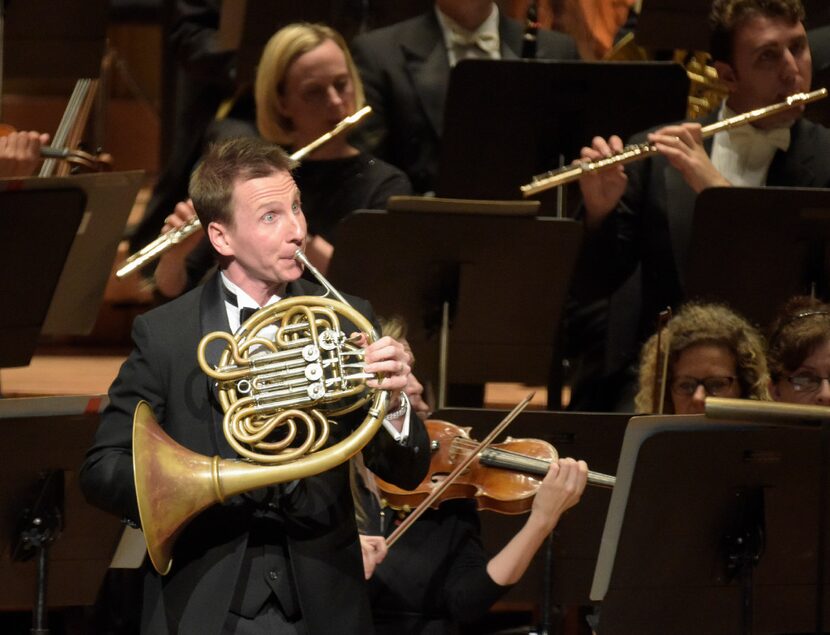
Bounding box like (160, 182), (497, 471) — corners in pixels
(12, 471), (64, 635)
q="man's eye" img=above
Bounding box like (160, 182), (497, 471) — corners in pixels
(263, 212), (276, 222)
(292, 201), (301, 214)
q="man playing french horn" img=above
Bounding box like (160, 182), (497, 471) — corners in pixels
(80, 136), (430, 635)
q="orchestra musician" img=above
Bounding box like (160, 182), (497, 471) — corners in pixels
(79, 136), (429, 635)
(355, 320), (589, 635)
(153, 22), (411, 299)
(767, 295), (830, 405)
(349, 0), (579, 194)
(0, 129), (49, 178)
(633, 303), (771, 415)
(571, 0), (830, 412)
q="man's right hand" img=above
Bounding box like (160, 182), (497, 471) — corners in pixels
(578, 134), (628, 229)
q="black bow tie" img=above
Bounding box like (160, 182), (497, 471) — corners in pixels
(222, 284), (261, 323)
(239, 306), (259, 323)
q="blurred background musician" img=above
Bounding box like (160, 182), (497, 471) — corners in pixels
(0, 129), (50, 177)
(80, 136), (429, 635)
(153, 22), (411, 299)
(634, 302), (770, 415)
(570, 0), (830, 412)
(767, 295), (830, 405)
(126, 0), (237, 260)
(349, 0), (580, 195)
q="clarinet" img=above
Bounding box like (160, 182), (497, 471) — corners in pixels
(521, 0), (539, 59)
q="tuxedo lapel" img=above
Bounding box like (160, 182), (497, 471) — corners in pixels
(499, 13), (522, 59)
(199, 272), (235, 458)
(768, 119), (815, 186)
(400, 14), (451, 138)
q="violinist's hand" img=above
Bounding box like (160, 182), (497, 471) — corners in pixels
(485, 457), (589, 586)
(648, 123), (730, 193)
(354, 334), (412, 430)
(359, 534), (388, 580)
(578, 134), (627, 230)
(528, 458), (588, 533)
(154, 199), (203, 298)
(0, 130), (50, 178)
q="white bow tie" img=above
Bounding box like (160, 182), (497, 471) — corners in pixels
(725, 124), (791, 153)
(448, 29), (499, 55)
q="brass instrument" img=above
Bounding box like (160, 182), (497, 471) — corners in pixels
(520, 88), (828, 198)
(133, 248), (388, 574)
(115, 105), (373, 279)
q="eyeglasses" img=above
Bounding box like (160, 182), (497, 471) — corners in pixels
(670, 376), (736, 397)
(786, 373), (830, 393)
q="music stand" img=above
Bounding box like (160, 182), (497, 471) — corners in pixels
(0, 187), (86, 368)
(437, 60), (688, 208)
(26, 171), (143, 336)
(433, 407), (629, 628)
(685, 186), (830, 328)
(0, 396), (122, 629)
(591, 414), (825, 635)
(326, 209), (582, 408)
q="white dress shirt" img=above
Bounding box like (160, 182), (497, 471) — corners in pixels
(435, 4), (501, 67)
(710, 102), (792, 187)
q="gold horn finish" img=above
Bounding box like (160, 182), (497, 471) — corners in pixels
(133, 266), (388, 574)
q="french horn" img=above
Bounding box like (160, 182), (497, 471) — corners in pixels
(132, 249), (389, 574)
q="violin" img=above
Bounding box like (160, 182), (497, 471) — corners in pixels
(375, 419), (615, 516)
(0, 123), (112, 174)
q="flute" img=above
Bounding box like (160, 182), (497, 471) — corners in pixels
(520, 88), (828, 198)
(115, 106), (372, 279)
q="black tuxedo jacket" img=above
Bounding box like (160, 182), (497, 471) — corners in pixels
(576, 115), (830, 375)
(80, 272), (429, 634)
(350, 9), (579, 194)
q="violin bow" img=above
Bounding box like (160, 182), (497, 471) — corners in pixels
(653, 308), (673, 414)
(385, 392), (534, 548)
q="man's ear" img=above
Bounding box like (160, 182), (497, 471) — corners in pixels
(714, 61), (738, 93)
(207, 221), (234, 257)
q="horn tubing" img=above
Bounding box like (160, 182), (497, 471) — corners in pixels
(134, 389), (389, 574)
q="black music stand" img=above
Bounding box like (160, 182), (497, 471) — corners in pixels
(0, 187), (86, 369)
(0, 396), (123, 633)
(591, 414), (825, 635)
(437, 60), (688, 210)
(434, 407), (630, 634)
(32, 171), (144, 336)
(685, 186), (830, 328)
(326, 209), (582, 409)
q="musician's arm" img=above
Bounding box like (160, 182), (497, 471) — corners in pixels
(80, 316), (163, 524)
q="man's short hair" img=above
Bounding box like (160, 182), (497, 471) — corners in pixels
(710, 0), (805, 63)
(189, 137), (297, 228)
